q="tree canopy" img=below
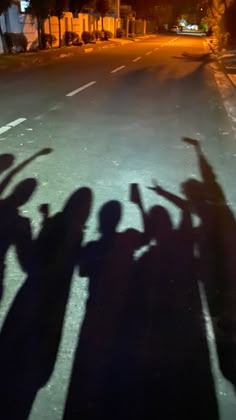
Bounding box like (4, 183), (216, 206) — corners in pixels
(0, 0), (12, 15)
(29, 0), (53, 19)
(96, 0), (111, 17)
(69, 0), (89, 13)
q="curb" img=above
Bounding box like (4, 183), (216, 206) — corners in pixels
(0, 39), (134, 71)
(206, 40), (236, 88)
(0, 34), (157, 73)
(223, 69), (236, 88)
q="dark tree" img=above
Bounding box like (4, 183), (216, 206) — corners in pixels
(96, 0), (111, 29)
(69, 0), (88, 14)
(0, 0), (12, 53)
(52, 0), (67, 47)
(29, 0), (53, 49)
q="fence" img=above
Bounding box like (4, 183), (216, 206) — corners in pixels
(0, 8), (119, 52)
(0, 5), (156, 53)
(38, 12), (118, 48)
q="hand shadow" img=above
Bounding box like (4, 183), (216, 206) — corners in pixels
(182, 137), (236, 389)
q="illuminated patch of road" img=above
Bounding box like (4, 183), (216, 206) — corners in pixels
(66, 81), (97, 97)
(0, 117), (26, 135)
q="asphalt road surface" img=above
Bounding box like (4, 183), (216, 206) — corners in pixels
(0, 34), (236, 420)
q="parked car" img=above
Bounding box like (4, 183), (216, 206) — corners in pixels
(187, 24), (198, 30)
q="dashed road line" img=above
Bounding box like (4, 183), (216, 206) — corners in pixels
(8, 118), (26, 127)
(110, 65), (125, 74)
(66, 81), (96, 97)
(0, 117), (26, 135)
(145, 51), (152, 55)
(132, 57), (141, 62)
(0, 126), (11, 135)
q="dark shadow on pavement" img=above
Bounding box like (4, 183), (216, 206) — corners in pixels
(0, 154), (92, 419)
(172, 52), (212, 63)
(63, 176), (220, 420)
(0, 149), (52, 302)
(1, 138), (236, 420)
(63, 188), (148, 420)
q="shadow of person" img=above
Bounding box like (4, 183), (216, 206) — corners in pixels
(0, 186), (92, 420)
(182, 137), (236, 388)
(63, 190), (148, 420)
(0, 148), (53, 302)
(172, 52), (211, 63)
(78, 200), (122, 299)
(106, 197), (219, 420)
(0, 178), (37, 301)
(101, 205), (176, 420)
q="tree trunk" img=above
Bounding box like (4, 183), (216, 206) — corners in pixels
(0, 21), (8, 54)
(36, 15), (42, 49)
(58, 17), (61, 48)
(209, 3), (216, 18)
(101, 16), (104, 30)
(49, 15), (52, 38)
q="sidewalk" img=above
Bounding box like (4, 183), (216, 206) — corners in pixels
(206, 37), (236, 88)
(0, 35), (154, 73)
(217, 50), (236, 87)
(0, 40), (127, 72)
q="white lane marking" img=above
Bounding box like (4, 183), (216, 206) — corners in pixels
(132, 57), (141, 62)
(158, 38), (178, 49)
(110, 65), (125, 74)
(154, 47), (159, 50)
(0, 126), (11, 135)
(66, 81), (96, 97)
(8, 117), (26, 127)
(0, 117), (26, 135)
(145, 51), (152, 55)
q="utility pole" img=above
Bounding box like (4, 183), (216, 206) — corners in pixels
(114, 0), (120, 35)
(115, 0), (120, 19)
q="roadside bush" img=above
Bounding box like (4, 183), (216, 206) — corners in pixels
(82, 31), (92, 44)
(64, 31), (80, 46)
(4, 32), (28, 53)
(103, 30), (112, 40)
(116, 28), (124, 38)
(90, 30), (112, 41)
(90, 32), (96, 42)
(92, 30), (102, 40)
(42, 33), (57, 49)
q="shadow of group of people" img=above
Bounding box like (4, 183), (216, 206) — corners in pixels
(0, 138), (236, 420)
